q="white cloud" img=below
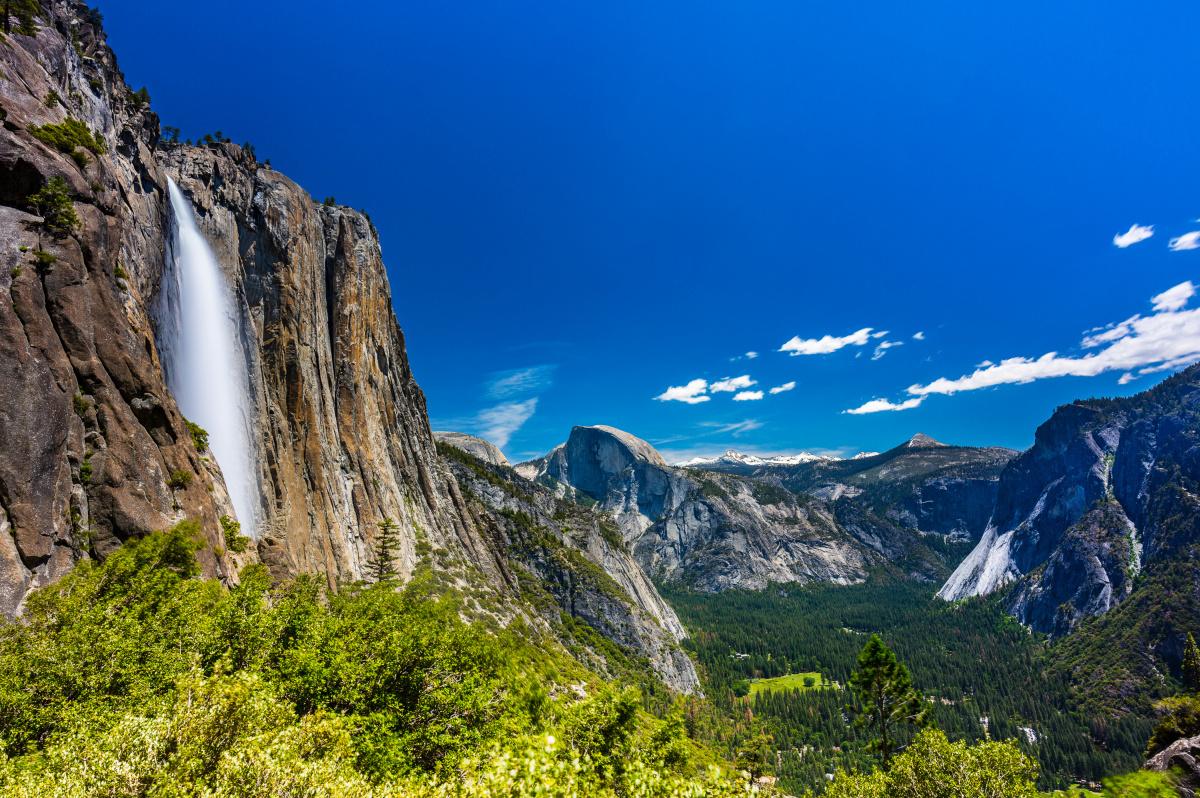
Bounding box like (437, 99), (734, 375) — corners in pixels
(1114, 223), (1154, 248)
(768, 381), (796, 394)
(710, 375), (757, 393)
(732, 390), (763, 401)
(698, 419), (764, 436)
(1118, 372), (1136, 385)
(487, 364), (555, 399)
(779, 327), (875, 356)
(745, 351), (759, 359)
(904, 281), (1200, 398)
(844, 396), (926, 415)
(655, 379), (710, 404)
(872, 341), (903, 360)
(1154, 281), (1196, 311)
(474, 399), (539, 447)
(1170, 232), (1200, 252)
(912, 331), (926, 341)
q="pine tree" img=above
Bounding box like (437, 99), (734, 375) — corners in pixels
(367, 517), (401, 583)
(847, 633), (929, 767)
(1183, 632), (1200, 692)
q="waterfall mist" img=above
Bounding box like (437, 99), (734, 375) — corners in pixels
(155, 178), (261, 537)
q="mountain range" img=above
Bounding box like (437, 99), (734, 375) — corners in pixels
(2, 2), (1200, 773)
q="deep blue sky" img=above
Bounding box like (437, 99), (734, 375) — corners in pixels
(102, 1), (1200, 461)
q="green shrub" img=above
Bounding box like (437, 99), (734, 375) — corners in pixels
(32, 249), (56, 268)
(79, 456), (92, 483)
(43, 89), (60, 107)
(113, 261), (128, 280)
(323, 196), (337, 207)
(220, 514), (249, 554)
(9, 266), (19, 279)
(28, 117), (106, 157)
(168, 469), (193, 490)
(130, 86), (150, 110)
(26, 177), (79, 235)
(185, 419), (209, 451)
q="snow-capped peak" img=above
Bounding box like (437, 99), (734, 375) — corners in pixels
(677, 450), (833, 468)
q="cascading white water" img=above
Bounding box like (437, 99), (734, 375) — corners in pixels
(156, 178), (260, 536)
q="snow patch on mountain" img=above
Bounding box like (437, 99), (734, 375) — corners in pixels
(676, 450), (834, 468)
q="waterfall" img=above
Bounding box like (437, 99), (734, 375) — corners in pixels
(156, 178), (260, 537)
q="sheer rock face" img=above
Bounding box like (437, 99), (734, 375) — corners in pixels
(0, 1), (241, 614)
(157, 146), (490, 588)
(940, 365), (1200, 636)
(520, 426), (875, 591)
(1147, 734), (1200, 797)
(0, 2), (485, 605)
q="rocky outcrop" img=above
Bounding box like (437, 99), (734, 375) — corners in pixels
(520, 425), (877, 590)
(1146, 735), (1200, 797)
(434, 432), (509, 467)
(940, 365), (1200, 636)
(437, 438), (699, 692)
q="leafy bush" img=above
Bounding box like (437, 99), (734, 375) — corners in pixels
(26, 177), (78, 235)
(28, 117), (106, 158)
(818, 728), (1038, 798)
(168, 469), (193, 490)
(220, 514), (249, 553)
(185, 420), (209, 451)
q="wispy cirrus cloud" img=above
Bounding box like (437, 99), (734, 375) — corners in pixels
(779, 327), (880, 356)
(769, 381), (796, 394)
(487, 364), (556, 399)
(698, 419), (764, 436)
(433, 398), (540, 448)
(845, 280), (1200, 413)
(872, 340), (903, 360)
(655, 379), (711, 404)
(1113, 223), (1154, 248)
(912, 331), (926, 341)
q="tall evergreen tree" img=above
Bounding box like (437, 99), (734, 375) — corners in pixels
(1183, 632), (1200, 692)
(367, 517), (401, 583)
(847, 633), (929, 767)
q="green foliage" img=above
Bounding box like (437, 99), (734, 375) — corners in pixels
(168, 469), (193, 490)
(1146, 693), (1200, 756)
(221, 514), (250, 553)
(185, 419), (209, 451)
(0, 530), (747, 797)
(28, 118), (106, 162)
(130, 86), (151, 110)
(8, 266), (20, 279)
(1183, 632), (1200, 693)
(367, 517), (402, 582)
(32, 249), (56, 267)
(26, 177), (79, 235)
(43, 89), (60, 107)
(2, 0), (39, 36)
(847, 634), (929, 765)
(664, 580), (1148, 792)
(323, 196), (337, 206)
(819, 728), (1038, 798)
(1098, 770), (1178, 797)
(113, 261), (128, 280)
(72, 391), (91, 416)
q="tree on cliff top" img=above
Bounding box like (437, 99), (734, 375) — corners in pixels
(848, 633), (929, 767)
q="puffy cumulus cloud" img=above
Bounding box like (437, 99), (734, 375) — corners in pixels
(1114, 224), (1154, 248)
(769, 381), (796, 394)
(1154, 281), (1196, 312)
(872, 340), (903, 360)
(655, 378), (710, 404)
(844, 396), (926, 415)
(1170, 232), (1200, 252)
(912, 331), (926, 341)
(905, 281), (1200, 398)
(710, 374), (757, 393)
(780, 327), (875, 356)
(733, 390), (764, 401)
(487, 364), (556, 399)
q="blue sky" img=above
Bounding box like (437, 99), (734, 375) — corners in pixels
(102, 1), (1200, 462)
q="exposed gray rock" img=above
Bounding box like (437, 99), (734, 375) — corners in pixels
(435, 432), (509, 467)
(1146, 734), (1200, 797)
(520, 425), (875, 590)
